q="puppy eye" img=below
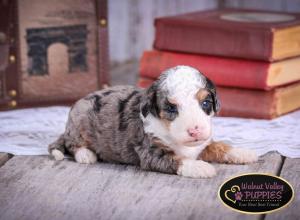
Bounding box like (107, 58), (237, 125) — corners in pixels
(165, 104), (178, 113)
(201, 100), (212, 111)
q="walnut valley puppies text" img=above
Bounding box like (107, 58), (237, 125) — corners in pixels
(218, 174), (294, 214)
(240, 181), (283, 200)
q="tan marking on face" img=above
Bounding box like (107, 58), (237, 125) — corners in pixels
(167, 97), (178, 105)
(159, 111), (171, 130)
(195, 89), (209, 102)
(199, 141), (231, 163)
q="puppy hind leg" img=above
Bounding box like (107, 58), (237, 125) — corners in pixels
(48, 134), (66, 161)
(66, 127), (97, 164)
(74, 147), (97, 164)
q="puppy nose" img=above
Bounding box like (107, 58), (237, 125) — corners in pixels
(187, 126), (201, 138)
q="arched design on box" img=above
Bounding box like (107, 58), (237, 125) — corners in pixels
(26, 25), (88, 76)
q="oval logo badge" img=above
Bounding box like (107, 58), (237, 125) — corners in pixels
(218, 173), (294, 214)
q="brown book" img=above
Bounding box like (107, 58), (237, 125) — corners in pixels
(154, 8), (300, 61)
(137, 77), (300, 119)
(0, 0), (109, 111)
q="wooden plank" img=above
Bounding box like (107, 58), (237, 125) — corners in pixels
(223, 0), (242, 8)
(110, 60), (139, 86)
(223, 0), (296, 11)
(285, 0), (300, 12)
(265, 158), (300, 220)
(240, 0), (283, 11)
(108, 0), (218, 64)
(0, 153), (282, 220)
(0, 153), (12, 167)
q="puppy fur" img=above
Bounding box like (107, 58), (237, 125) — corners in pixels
(49, 65), (258, 178)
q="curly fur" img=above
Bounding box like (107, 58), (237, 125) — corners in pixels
(49, 66), (257, 178)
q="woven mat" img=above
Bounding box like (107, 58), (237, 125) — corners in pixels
(0, 106), (299, 158)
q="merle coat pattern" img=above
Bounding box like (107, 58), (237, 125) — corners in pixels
(49, 66), (258, 178)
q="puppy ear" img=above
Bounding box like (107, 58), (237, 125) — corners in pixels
(205, 78), (220, 113)
(141, 82), (160, 118)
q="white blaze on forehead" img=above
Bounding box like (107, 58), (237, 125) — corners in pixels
(142, 66), (213, 154)
(161, 66), (206, 99)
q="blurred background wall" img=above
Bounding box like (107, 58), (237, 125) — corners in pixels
(108, 0), (300, 65)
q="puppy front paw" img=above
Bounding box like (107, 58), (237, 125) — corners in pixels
(177, 159), (216, 178)
(224, 148), (258, 164)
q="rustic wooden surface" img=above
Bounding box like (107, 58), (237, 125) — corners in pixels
(0, 153), (285, 220)
(265, 158), (300, 220)
(110, 61), (139, 86)
(108, 0), (218, 63)
(0, 153), (12, 167)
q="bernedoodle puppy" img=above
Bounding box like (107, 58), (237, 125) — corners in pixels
(49, 65), (257, 178)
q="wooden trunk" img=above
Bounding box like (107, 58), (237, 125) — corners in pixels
(0, 0), (109, 110)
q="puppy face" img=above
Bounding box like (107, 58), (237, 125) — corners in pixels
(141, 66), (220, 147)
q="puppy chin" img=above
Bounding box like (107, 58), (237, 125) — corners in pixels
(184, 139), (209, 147)
(176, 137), (211, 147)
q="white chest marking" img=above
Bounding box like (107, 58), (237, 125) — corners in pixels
(172, 143), (208, 160)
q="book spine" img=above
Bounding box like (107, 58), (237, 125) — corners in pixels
(140, 50), (270, 90)
(217, 87), (275, 119)
(137, 76), (275, 119)
(154, 20), (273, 61)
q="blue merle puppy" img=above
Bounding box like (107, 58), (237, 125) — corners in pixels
(49, 66), (257, 178)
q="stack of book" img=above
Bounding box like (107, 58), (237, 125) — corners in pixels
(138, 8), (300, 119)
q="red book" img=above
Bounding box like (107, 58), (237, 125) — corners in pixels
(154, 8), (300, 61)
(137, 77), (300, 119)
(140, 50), (300, 90)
